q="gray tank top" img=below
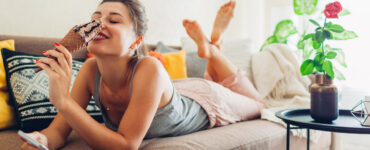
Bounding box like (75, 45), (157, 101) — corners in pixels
(93, 57), (209, 138)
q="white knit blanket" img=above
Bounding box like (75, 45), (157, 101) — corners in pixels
(251, 44), (321, 142)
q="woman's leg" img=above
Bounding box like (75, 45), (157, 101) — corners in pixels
(182, 20), (237, 83)
(182, 20), (264, 106)
(183, 0), (238, 83)
(183, 1), (236, 82)
(207, 0), (238, 83)
(211, 0), (236, 45)
(182, 1), (264, 107)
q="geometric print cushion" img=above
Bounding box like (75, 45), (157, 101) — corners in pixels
(1, 48), (102, 132)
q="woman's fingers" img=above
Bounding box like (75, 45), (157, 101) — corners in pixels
(39, 42), (73, 75)
(53, 42), (73, 67)
(36, 57), (64, 75)
(43, 50), (71, 73)
(35, 60), (56, 76)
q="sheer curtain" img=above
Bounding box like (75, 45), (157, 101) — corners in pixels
(333, 0), (370, 93)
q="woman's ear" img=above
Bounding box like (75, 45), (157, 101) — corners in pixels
(129, 36), (143, 50)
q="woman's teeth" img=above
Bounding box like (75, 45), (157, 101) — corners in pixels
(96, 35), (106, 39)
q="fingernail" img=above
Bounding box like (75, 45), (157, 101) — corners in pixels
(55, 42), (60, 46)
(35, 59), (39, 63)
(42, 51), (47, 54)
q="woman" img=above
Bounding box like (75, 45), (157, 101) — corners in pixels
(22, 0), (264, 149)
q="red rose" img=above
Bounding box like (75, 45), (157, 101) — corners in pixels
(324, 1), (343, 18)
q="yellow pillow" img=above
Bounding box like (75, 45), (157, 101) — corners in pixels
(0, 40), (15, 90)
(162, 50), (187, 80)
(0, 39), (16, 129)
(0, 92), (14, 129)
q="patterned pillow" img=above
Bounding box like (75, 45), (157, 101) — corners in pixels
(1, 48), (102, 132)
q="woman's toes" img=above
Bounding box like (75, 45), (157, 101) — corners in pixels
(182, 20), (190, 27)
(210, 1), (236, 44)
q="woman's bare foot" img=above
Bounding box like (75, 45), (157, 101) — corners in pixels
(211, 0), (236, 45)
(183, 19), (212, 58)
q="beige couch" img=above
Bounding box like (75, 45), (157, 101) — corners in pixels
(0, 35), (339, 150)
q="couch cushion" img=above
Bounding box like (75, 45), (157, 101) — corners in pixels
(0, 35), (87, 59)
(1, 49), (102, 132)
(140, 119), (331, 150)
(0, 119), (331, 150)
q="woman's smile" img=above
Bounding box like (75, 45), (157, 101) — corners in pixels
(93, 32), (109, 41)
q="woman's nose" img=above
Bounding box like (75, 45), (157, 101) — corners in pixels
(96, 17), (107, 29)
(101, 23), (107, 29)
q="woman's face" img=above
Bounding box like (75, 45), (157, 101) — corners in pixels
(88, 2), (137, 57)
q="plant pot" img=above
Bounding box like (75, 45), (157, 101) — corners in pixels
(310, 74), (338, 122)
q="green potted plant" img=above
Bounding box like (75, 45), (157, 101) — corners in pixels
(261, 0), (358, 81)
(261, 1), (358, 122)
(300, 1), (345, 122)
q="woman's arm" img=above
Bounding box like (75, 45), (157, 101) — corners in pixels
(38, 44), (168, 149)
(41, 58), (97, 149)
(52, 57), (167, 149)
(33, 44), (97, 149)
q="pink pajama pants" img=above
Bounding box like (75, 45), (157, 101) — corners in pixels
(174, 70), (265, 128)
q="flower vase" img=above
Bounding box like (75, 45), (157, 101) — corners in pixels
(310, 74), (338, 122)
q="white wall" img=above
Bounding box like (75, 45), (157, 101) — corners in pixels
(264, 0), (291, 37)
(0, 0), (100, 39)
(0, 0), (265, 51)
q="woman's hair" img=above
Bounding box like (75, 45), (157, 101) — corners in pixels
(100, 0), (148, 85)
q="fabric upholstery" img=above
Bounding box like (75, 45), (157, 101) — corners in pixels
(141, 120), (332, 150)
(0, 120), (331, 150)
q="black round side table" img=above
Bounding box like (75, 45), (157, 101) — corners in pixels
(276, 109), (370, 150)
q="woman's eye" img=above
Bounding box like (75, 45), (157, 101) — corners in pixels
(110, 20), (119, 24)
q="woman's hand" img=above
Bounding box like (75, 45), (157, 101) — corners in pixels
(35, 42), (73, 109)
(20, 131), (48, 150)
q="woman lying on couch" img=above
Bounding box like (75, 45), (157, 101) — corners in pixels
(22, 0), (264, 149)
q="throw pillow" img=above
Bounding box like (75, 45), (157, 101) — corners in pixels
(162, 50), (187, 80)
(181, 37), (254, 80)
(0, 40), (16, 130)
(0, 40), (15, 90)
(1, 48), (102, 132)
(148, 49), (187, 79)
(156, 42), (207, 78)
